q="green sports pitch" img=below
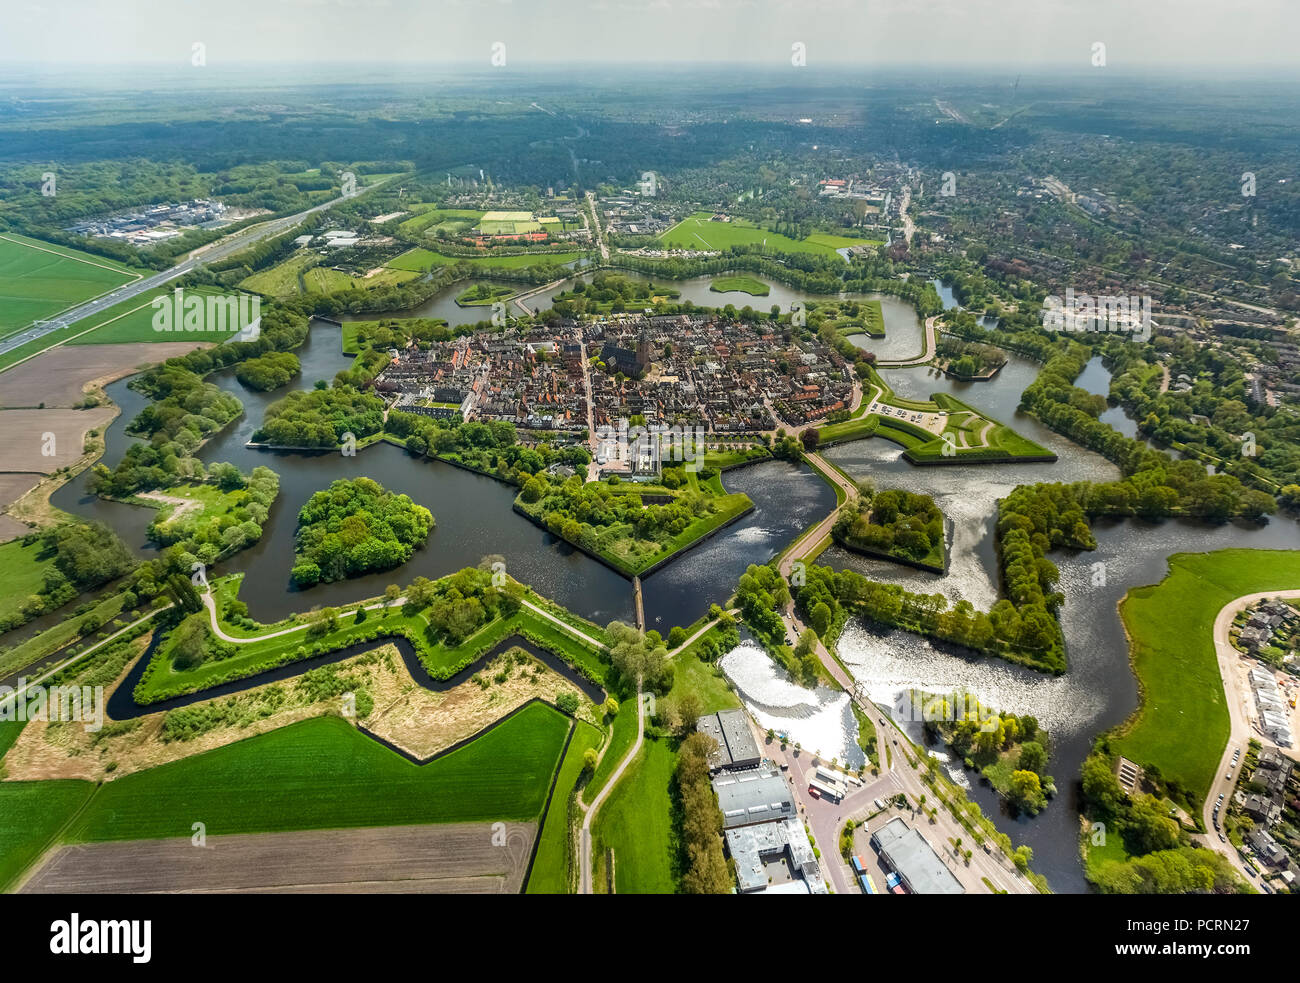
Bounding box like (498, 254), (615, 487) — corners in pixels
(0, 233), (141, 339)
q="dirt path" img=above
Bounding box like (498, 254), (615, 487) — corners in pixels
(137, 491), (203, 523)
(579, 684), (645, 894)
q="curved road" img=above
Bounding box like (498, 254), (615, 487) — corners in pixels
(1198, 590), (1300, 878)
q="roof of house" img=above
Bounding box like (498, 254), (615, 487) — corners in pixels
(871, 817), (965, 895)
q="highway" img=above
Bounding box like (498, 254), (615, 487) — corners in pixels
(0, 182), (384, 363)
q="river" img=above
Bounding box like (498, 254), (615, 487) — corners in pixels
(818, 354), (1300, 891)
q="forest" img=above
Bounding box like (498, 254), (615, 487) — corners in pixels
(290, 477), (434, 587)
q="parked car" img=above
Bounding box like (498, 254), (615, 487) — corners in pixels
(808, 786), (821, 799)
(1226, 770), (1233, 780)
(1219, 833), (1227, 843)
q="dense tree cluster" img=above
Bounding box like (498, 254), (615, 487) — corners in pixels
(1081, 747), (1250, 894)
(551, 272), (679, 316)
(290, 477), (434, 587)
(676, 731), (734, 894)
(148, 465), (279, 564)
(234, 351), (300, 391)
(126, 368), (242, 444)
(167, 611), (235, 671)
(919, 692), (1053, 814)
(385, 410), (589, 486)
(604, 620), (673, 696)
(254, 386), (385, 448)
(403, 566), (521, 644)
(833, 487), (944, 565)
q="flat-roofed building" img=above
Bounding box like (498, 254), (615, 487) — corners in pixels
(870, 817), (965, 895)
(726, 818), (826, 894)
(696, 708), (761, 772)
(713, 772), (795, 830)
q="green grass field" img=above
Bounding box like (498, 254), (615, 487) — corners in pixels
(398, 207), (485, 237)
(385, 248), (581, 273)
(666, 644), (741, 715)
(709, 275), (770, 296)
(0, 233), (140, 338)
(806, 232), (884, 250)
(241, 251), (421, 299)
(527, 719), (602, 894)
(591, 736), (678, 894)
(659, 212), (875, 259)
(0, 781), (96, 891)
(0, 538), (58, 623)
(65, 705), (569, 842)
(63, 286), (257, 346)
(1113, 550), (1300, 805)
(583, 696), (638, 805)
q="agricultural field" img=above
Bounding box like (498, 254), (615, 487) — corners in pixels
(659, 212), (876, 259)
(1114, 550), (1300, 804)
(22, 822), (536, 894)
(0, 233), (140, 339)
(63, 704), (569, 842)
(0, 780), (96, 892)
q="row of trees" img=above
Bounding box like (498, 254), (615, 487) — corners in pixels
(676, 732), (735, 894)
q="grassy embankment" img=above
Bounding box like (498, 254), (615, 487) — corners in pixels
(709, 275), (770, 296)
(135, 575), (608, 705)
(1113, 549), (1300, 806)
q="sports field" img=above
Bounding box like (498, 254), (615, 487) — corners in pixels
(659, 212), (877, 259)
(0, 233), (140, 339)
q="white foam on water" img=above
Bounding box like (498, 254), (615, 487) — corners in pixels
(719, 640), (865, 769)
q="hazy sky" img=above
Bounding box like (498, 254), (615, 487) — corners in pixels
(4, 0), (1298, 71)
